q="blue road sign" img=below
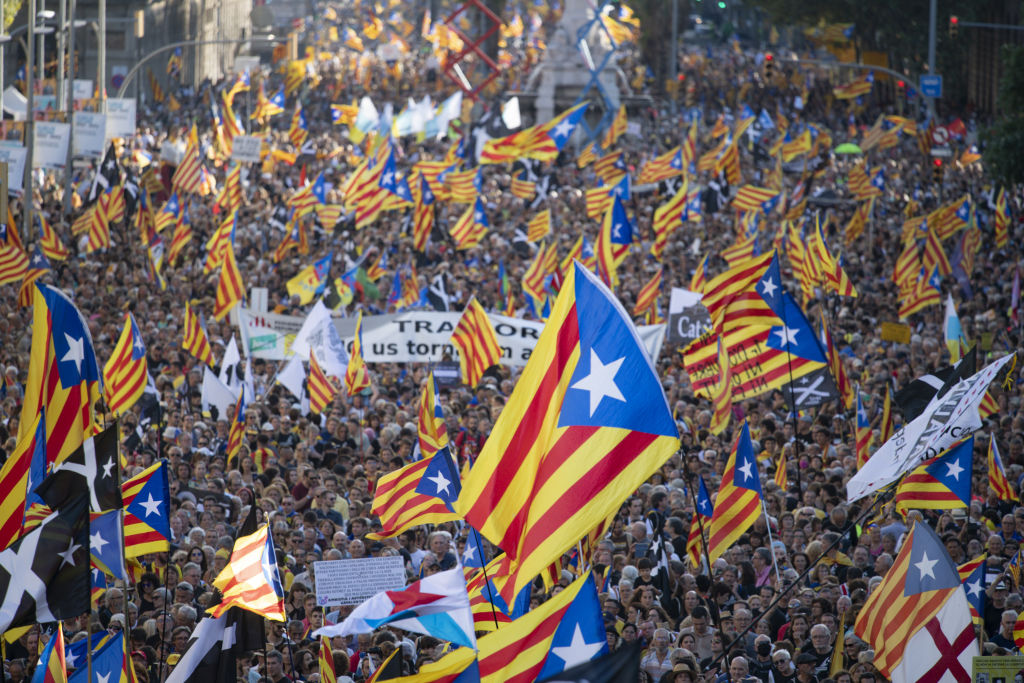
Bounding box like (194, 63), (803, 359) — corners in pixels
(920, 75), (943, 98)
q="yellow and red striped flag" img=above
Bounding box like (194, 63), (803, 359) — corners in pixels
(510, 174), (536, 200)
(418, 371), (449, 459)
(527, 210), (551, 242)
(103, 313), (148, 418)
(207, 522), (286, 621)
(171, 124), (203, 194)
(709, 337), (732, 435)
(854, 520), (972, 679)
(996, 188), (1010, 248)
(855, 389), (872, 468)
(18, 284), (103, 465)
(289, 103), (308, 149)
(182, 302), (213, 365)
(455, 263), (679, 603)
(451, 297), (503, 388)
(226, 393), (246, 465)
(37, 214), (69, 261)
(477, 571), (595, 681)
(167, 207), (192, 267)
(601, 104), (627, 148)
(834, 73), (873, 99)
(36, 619), (66, 683)
(122, 461), (171, 558)
(650, 180), (688, 261)
(309, 351), (339, 415)
(319, 637), (336, 683)
(365, 446), (462, 540)
(707, 422), (762, 563)
(774, 450), (788, 490)
(731, 185), (780, 214)
(345, 311), (372, 395)
(204, 209), (236, 274)
(412, 175), (436, 252)
(522, 240), (557, 303)
(989, 434), (1016, 501)
(17, 246), (50, 308)
(690, 254), (708, 293)
(632, 267), (662, 317)
(213, 243), (245, 320)
(449, 199), (489, 250)
(216, 163), (244, 214)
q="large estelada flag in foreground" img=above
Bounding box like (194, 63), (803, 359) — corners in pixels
(855, 520), (978, 683)
(456, 262), (679, 603)
(20, 283), (102, 465)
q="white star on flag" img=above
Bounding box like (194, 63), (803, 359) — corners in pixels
(139, 493), (163, 517)
(915, 552), (938, 580)
(549, 624), (605, 669)
(571, 349), (626, 417)
(61, 333), (85, 374)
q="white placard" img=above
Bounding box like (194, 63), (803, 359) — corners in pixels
(626, 121), (642, 138)
(73, 79), (94, 101)
(232, 135), (262, 162)
(234, 56), (260, 74)
(0, 145), (27, 191)
(72, 112), (107, 158)
(104, 98), (137, 139)
(33, 122), (71, 169)
(314, 557), (406, 607)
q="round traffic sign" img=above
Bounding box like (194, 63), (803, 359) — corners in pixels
(931, 127), (949, 145)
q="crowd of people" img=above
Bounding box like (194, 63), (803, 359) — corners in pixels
(0, 1), (1020, 682)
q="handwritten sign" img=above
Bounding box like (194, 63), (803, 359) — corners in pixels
(232, 135), (263, 162)
(313, 557), (406, 606)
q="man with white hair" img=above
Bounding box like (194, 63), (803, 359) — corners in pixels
(640, 628), (673, 680)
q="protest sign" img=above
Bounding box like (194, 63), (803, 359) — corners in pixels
(313, 557), (406, 606)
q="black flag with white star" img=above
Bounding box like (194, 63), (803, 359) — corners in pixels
(88, 144), (122, 203)
(0, 493), (90, 633)
(36, 424), (122, 512)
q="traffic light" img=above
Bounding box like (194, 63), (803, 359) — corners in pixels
(932, 157), (944, 183)
(896, 79), (905, 98)
(764, 53), (774, 80)
(949, 15), (959, 38)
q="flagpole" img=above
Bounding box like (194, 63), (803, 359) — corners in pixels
(684, 468), (712, 575)
(472, 527), (502, 630)
(778, 282), (804, 495)
(709, 487), (893, 672)
(759, 498), (783, 587)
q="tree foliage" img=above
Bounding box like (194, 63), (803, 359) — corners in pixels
(981, 44), (1024, 188)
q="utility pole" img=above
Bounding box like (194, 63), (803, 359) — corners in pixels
(24, 0), (35, 239)
(670, 0), (678, 111)
(98, 0), (104, 104)
(927, 0), (937, 119)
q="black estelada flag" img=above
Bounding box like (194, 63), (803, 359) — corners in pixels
(89, 143), (122, 203)
(0, 493), (90, 633)
(36, 424), (122, 512)
(895, 346), (977, 421)
(537, 641), (642, 683)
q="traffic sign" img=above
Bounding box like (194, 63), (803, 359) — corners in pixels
(931, 126), (949, 146)
(920, 74), (943, 98)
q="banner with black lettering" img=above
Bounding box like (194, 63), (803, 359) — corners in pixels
(237, 309), (666, 367)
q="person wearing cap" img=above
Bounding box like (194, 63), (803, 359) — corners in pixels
(794, 652), (820, 683)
